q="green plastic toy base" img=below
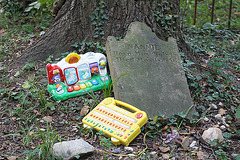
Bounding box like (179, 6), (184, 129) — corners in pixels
(47, 74), (111, 101)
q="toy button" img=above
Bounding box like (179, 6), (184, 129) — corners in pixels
(67, 86), (74, 92)
(73, 85), (81, 91)
(100, 76), (109, 82)
(80, 84), (87, 89)
(86, 82), (93, 87)
(136, 113), (143, 119)
(91, 79), (99, 85)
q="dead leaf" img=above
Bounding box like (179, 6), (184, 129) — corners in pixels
(80, 105), (89, 117)
(218, 108), (226, 115)
(203, 80), (208, 86)
(29, 131), (34, 136)
(42, 116), (53, 122)
(159, 146), (170, 153)
(162, 153), (170, 159)
(182, 137), (190, 149)
(164, 130), (179, 143)
(33, 109), (39, 115)
(197, 151), (208, 159)
(85, 133), (90, 139)
(207, 51), (216, 58)
(7, 156), (17, 160)
(153, 116), (158, 122)
(161, 125), (168, 131)
(152, 141), (159, 149)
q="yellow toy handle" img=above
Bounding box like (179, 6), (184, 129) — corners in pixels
(115, 100), (142, 113)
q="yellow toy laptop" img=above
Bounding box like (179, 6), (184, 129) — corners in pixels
(82, 98), (148, 146)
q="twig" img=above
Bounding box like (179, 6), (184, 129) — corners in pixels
(194, 132), (217, 159)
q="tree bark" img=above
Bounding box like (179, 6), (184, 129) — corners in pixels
(18, 0), (194, 63)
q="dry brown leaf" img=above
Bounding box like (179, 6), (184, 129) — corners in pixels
(152, 141), (159, 149)
(42, 116), (53, 122)
(29, 131), (35, 136)
(203, 80), (208, 86)
(159, 146), (170, 153)
(161, 125), (168, 131)
(218, 108), (226, 115)
(7, 156), (17, 160)
(162, 153), (170, 159)
(80, 105), (90, 117)
(197, 151), (208, 159)
(207, 51), (216, 58)
(33, 109), (39, 115)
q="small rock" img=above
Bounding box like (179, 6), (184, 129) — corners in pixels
(150, 151), (157, 155)
(202, 128), (224, 143)
(220, 125), (226, 129)
(204, 117), (209, 121)
(111, 149), (122, 154)
(218, 102), (223, 106)
(210, 103), (218, 109)
(124, 147), (133, 152)
(218, 108), (226, 115)
(52, 139), (94, 160)
(222, 119), (230, 127)
(189, 141), (197, 148)
(215, 114), (222, 119)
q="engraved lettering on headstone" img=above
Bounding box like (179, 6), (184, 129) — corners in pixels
(106, 22), (193, 118)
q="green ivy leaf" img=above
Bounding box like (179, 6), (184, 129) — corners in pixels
(222, 132), (232, 138)
(235, 105), (240, 119)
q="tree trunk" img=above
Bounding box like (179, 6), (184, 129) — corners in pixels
(18, 0), (195, 63)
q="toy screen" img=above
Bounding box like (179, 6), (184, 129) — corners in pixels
(64, 67), (78, 85)
(77, 64), (91, 81)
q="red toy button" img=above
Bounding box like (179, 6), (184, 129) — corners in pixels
(136, 113), (143, 119)
(67, 86), (74, 92)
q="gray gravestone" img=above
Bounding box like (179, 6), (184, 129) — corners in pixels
(106, 22), (193, 118)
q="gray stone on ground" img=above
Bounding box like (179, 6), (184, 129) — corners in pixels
(106, 21), (193, 118)
(52, 139), (94, 160)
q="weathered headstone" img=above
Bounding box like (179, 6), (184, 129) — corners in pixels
(106, 22), (193, 118)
